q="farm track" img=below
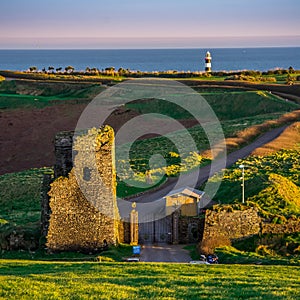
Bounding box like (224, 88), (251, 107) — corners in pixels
(129, 125), (288, 204)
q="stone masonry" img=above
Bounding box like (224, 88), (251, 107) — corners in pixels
(46, 126), (123, 252)
(201, 206), (300, 248)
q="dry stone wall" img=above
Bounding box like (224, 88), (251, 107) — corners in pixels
(202, 207), (261, 242)
(46, 126), (123, 252)
(261, 220), (300, 235)
(202, 206), (300, 248)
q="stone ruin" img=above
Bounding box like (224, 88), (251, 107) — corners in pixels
(43, 126), (123, 252)
(199, 205), (300, 253)
(41, 126), (300, 253)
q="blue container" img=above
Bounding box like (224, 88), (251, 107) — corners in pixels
(132, 245), (141, 255)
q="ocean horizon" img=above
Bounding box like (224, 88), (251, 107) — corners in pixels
(0, 47), (299, 73)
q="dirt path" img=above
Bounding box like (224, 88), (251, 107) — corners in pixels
(251, 122), (300, 156)
(139, 244), (192, 263)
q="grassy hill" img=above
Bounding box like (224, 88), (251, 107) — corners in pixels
(201, 90), (298, 120)
(125, 90), (298, 121)
(209, 149), (300, 218)
(248, 174), (300, 217)
(122, 89), (298, 183)
(201, 148), (300, 263)
(14, 78), (293, 125)
(1, 80), (293, 197)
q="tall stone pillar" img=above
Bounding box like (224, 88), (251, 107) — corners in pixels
(172, 210), (179, 244)
(130, 202), (139, 246)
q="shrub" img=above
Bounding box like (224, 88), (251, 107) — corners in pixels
(96, 256), (115, 262)
(198, 236), (231, 255)
(260, 77), (277, 82)
(255, 245), (276, 256)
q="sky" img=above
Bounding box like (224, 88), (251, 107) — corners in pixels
(0, 0), (300, 49)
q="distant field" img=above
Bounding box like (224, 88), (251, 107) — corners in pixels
(125, 90), (298, 121)
(201, 91), (298, 120)
(123, 90), (298, 180)
(0, 80), (104, 109)
(0, 261), (299, 299)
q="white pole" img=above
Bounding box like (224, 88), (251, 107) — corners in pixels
(239, 164), (245, 204)
(242, 167), (245, 204)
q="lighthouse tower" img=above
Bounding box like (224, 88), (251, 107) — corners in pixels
(205, 51), (212, 73)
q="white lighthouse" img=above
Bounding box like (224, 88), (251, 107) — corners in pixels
(205, 51), (212, 73)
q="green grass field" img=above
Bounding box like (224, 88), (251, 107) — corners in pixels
(0, 168), (51, 251)
(0, 80), (104, 109)
(116, 112), (293, 188)
(0, 261), (299, 299)
(125, 90), (298, 121)
(201, 91), (298, 120)
(121, 89), (298, 183)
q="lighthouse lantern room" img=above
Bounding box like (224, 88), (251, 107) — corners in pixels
(205, 51), (212, 73)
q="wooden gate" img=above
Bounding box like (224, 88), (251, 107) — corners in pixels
(139, 214), (172, 244)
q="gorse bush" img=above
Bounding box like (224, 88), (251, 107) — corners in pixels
(248, 173), (300, 217)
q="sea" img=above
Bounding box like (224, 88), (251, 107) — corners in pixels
(0, 47), (299, 72)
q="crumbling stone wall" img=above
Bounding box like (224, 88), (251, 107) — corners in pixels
(54, 131), (74, 178)
(202, 207), (261, 242)
(261, 220), (300, 235)
(46, 126), (122, 252)
(201, 207), (300, 247)
(41, 131), (73, 240)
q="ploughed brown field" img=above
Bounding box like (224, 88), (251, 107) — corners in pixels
(0, 103), (87, 174)
(0, 103), (200, 175)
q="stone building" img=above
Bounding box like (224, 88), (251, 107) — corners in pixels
(45, 126), (123, 252)
(164, 187), (205, 217)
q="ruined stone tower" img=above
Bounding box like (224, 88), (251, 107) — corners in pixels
(46, 126), (122, 252)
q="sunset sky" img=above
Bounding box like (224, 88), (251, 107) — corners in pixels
(0, 0), (299, 49)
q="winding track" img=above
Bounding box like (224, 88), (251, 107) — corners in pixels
(128, 125), (288, 204)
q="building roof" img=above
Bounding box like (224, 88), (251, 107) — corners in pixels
(164, 187), (205, 199)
